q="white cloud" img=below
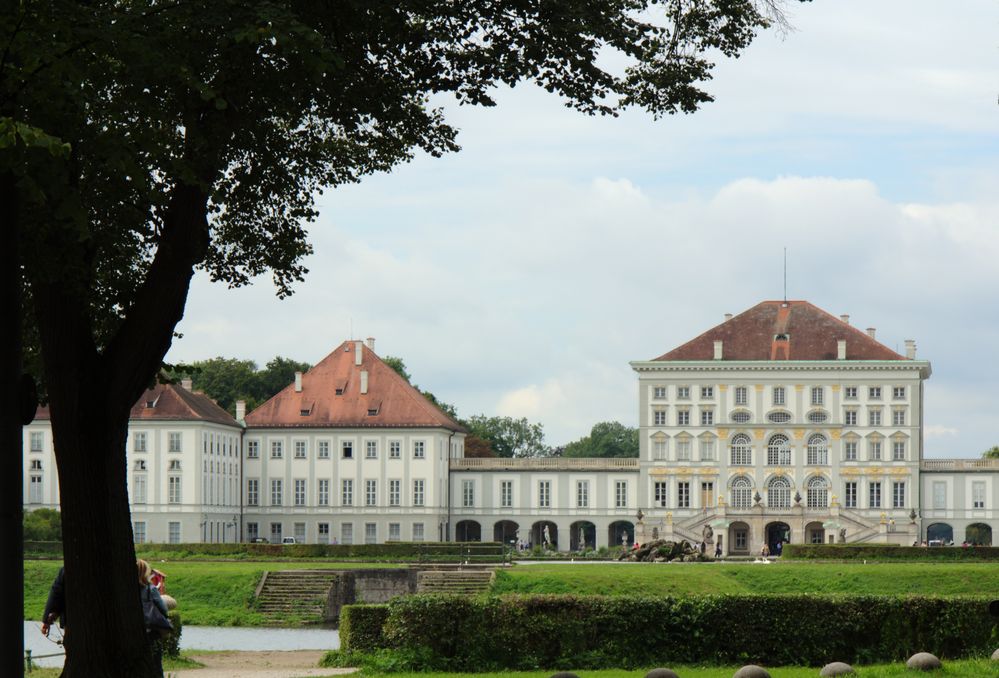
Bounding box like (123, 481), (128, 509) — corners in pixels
(925, 425), (960, 439)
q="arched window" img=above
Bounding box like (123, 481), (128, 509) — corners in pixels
(767, 434), (791, 466)
(767, 476), (791, 508)
(807, 476), (829, 508)
(730, 434), (752, 466)
(730, 476), (753, 509)
(806, 434), (828, 465)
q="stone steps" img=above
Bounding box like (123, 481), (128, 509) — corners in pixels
(416, 569), (494, 595)
(254, 570), (339, 623)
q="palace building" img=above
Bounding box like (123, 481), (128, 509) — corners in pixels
(22, 301), (999, 551)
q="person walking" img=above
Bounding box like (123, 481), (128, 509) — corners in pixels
(41, 566), (66, 637)
(138, 559), (170, 673)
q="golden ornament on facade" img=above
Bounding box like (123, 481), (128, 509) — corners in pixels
(753, 429), (765, 440)
(831, 385), (841, 392)
(830, 430), (842, 440)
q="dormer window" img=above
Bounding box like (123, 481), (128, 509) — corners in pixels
(146, 400), (156, 408)
(367, 408), (378, 416)
(774, 333), (789, 342)
(335, 388), (344, 396)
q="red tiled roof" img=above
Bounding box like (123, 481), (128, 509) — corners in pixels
(244, 341), (465, 431)
(655, 300), (907, 362)
(33, 383), (239, 427)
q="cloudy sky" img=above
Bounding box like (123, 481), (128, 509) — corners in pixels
(168, 1), (999, 458)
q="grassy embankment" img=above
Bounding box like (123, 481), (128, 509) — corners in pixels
(24, 560), (402, 626)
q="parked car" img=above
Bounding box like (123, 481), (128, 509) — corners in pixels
(281, 537), (297, 545)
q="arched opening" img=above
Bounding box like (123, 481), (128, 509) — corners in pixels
(455, 520), (481, 542)
(805, 521), (825, 544)
(608, 520), (634, 548)
(532, 520), (559, 550)
(767, 475), (791, 508)
(765, 521), (790, 554)
(728, 521), (750, 555)
(966, 523), (993, 546)
(569, 521), (596, 551)
(926, 522), (953, 545)
(493, 520), (519, 546)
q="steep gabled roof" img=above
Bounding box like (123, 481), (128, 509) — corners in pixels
(33, 382), (239, 427)
(655, 300), (907, 362)
(244, 340), (465, 431)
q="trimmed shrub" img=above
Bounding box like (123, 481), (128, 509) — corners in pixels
(340, 604), (390, 652)
(162, 610), (182, 658)
(351, 594), (998, 670)
(128, 540), (507, 561)
(784, 544), (999, 561)
(24, 541), (63, 557)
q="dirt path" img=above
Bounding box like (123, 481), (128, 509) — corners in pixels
(172, 650), (358, 678)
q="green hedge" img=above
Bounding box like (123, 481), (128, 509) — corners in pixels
(340, 604), (390, 652)
(24, 541), (63, 556)
(342, 594), (998, 670)
(162, 610), (182, 658)
(130, 541), (505, 560)
(784, 544), (999, 561)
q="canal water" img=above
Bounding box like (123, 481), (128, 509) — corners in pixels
(23, 621), (339, 668)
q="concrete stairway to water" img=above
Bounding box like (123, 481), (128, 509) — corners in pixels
(254, 570), (339, 622)
(415, 568), (494, 595)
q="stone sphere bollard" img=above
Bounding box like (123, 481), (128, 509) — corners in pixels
(905, 653), (942, 671)
(819, 662), (855, 676)
(645, 669), (680, 678)
(733, 666), (770, 678)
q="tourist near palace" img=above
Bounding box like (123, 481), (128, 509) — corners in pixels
(22, 301), (999, 554)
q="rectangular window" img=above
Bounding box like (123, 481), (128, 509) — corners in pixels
(973, 481), (986, 509)
(654, 386), (667, 399)
(844, 441), (858, 461)
(247, 440), (259, 459)
(653, 410), (667, 426)
(500, 480), (513, 508)
(365, 523), (377, 544)
(413, 479), (425, 506)
(30, 431), (44, 452)
(869, 441), (882, 461)
(168, 522), (181, 544)
(294, 441), (307, 459)
(869, 386), (882, 400)
(389, 523), (401, 541)
(892, 481), (905, 508)
(845, 410), (857, 426)
(132, 475), (147, 504)
(318, 441), (330, 459)
(247, 479), (259, 506)
(341, 523), (353, 545)
(700, 439), (715, 461)
(811, 387), (824, 406)
(538, 480), (551, 508)
(933, 481), (946, 509)
(735, 529), (747, 550)
(677, 482), (690, 508)
(318, 479), (329, 506)
(294, 522), (306, 542)
(701, 386), (714, 399)
(413, 441), (425, 459)
(133, 521), (147, 544)
(734, 386), (748, 406)
(388, 479), (400, 506)
(168, 476), (182, 504)
(700, 410), (714, 426)
(893, 410), (906, 426)
(773, 386), (786, 406)
(676, 440), (691, 461)
(576, 480), (589, 508)
(318, 523), (330, 544)
(892, 386), (906, 400)
(364, 479), (376, 506)
(269, 522), (283, 543)
(677, 386), (690, 399)
(869, 481), (882, 509)
(366, 441), (377, 459)
(342, 441), (353, 459)
(29, 475), (43, 503)
(246, 522), (259, 542)
(653, 439), (667, 461)
(869, 409), (882, 426)
(168, 432), (182, 453)
(615, 480), (628, 508)
(654, 481), (668, 507)
(389, 441), (401, 459)
(677, 410), (690, 426)
(294, 479), (306, 506)
(134, 432), (147, 453)
(462, 480), (475, 508)
(844, 481), (857, 509)
(412, 523), (424, 541)
(844, 386), (858, 399)
(892, 441), (906, 461)
(270, 479), (283, 506)
(271, 441), (283, 459)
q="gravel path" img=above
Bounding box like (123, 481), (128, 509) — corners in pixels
(172, 650), (357, 678)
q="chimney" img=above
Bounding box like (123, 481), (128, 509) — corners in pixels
(181, 378), (193, 391)
(294, 371), (303, 392)
(840, 314), (850, 325)
(354, 340), (363, 366)
(837, 340), (847, 360)
(235, 400), (246, 422)
(904, 339), (916, 359)
(713, 340), (723, 360)
(366, 336), (375, 351)
(866, 327), (876, 339)
(724, 313), (733, 322)
(360, 370), (368, 395)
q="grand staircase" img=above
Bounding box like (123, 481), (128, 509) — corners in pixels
(415, 568), (494, 595)
(254, 570), (339, 623)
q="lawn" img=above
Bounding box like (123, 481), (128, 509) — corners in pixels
(24, 560), (403, 626)
(352, 663), (999, 677)
(491, 561), (999, 597)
